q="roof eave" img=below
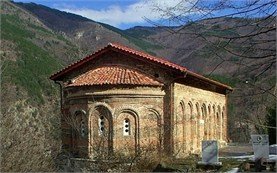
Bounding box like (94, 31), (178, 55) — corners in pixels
(49, 43), (233, 92)
(186, 71), (233, 91)
(65, 83), (164, 88)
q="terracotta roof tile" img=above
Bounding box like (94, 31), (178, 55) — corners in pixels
(67, 66), (162, 87)
(50, 43), (186, 81)
(109, 43), (187, 72)
(50, 43), (232, 91)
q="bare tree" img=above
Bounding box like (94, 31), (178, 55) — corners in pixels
(147, 0), (276, 141)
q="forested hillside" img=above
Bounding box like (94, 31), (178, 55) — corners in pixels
(1, 1), (82, 171)
(0, 1), (275, 171)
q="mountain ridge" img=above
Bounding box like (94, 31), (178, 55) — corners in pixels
(14, 1), (162, 55)
(1, 1), (275, 172)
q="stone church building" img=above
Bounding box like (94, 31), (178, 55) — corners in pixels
(50, 43), (232, 159)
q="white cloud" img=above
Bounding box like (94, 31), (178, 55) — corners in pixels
(57, 0), (196, 28)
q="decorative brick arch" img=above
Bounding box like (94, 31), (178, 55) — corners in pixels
(208, 104), (212, 139)
(72, 109), (87, 116)
(148, 106), (162, 114)
(195, 102), (201, 149)
(183, 101), (191, 153)
(145, 108), (162, 154)
(147, 108), (162, 124)
(114, 108), (139, 154)
(73, 109), (87, 131)
(67, 109), (88, 131)
(179, 100), (186, 154)
(201, 103), (208, 140)
(174, 100), (186, 157)
(188, 101), (194, 117)
(208, 104), (212, 115)
(114, 108), (139, 120)
(89, 102), (115, 116)
(88, 103), (114, 158)
(70, 109), (87, 157)
(188, 101), (196, 152)
(216, 105), (222, 140)
(195, 102), (202, 119)
(212, 104), (216, 139)
(222, 106), (226, 141)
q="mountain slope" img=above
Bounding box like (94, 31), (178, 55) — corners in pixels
(126, 18), (275, 76)
(126, 18), (276, 141)
(0, 1), (83, 171)
(1, 2), (275, 172)
(14, 2), (162, 55)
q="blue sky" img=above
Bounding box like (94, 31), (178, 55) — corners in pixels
(13, 0), (219, 29)
(14, 0), (168, 29)
(14, 0), (275, 29)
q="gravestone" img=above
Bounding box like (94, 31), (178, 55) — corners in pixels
(269, 144), (277, 155)
(251, 135), (269, 160)
(198, 140), (222, 165)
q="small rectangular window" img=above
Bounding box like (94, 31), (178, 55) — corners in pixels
(123, 119), (130, 136)
(99, 116), (105, 135)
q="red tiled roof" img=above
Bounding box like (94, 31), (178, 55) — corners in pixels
(67, 66), (163, 87)
(109, 43), (187, 72)
(50, 42), (232, 91)
(50, 42), (186, 81)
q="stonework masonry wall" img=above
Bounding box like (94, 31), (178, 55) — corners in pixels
(173, 83), (227, 158)
(62, 86), (165, 158)
(58, 50), (229, 159)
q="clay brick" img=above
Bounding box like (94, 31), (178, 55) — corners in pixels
(51, 44), (231, 159)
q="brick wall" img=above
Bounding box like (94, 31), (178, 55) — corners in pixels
(59, 51), (229, 159)
(62, 85), (165, 158)
(173, 83), (227, 157)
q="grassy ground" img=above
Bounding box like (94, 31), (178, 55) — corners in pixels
(141, 144), (250, 172)
(154, 155), (243, 172)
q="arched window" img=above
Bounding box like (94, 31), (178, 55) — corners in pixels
(123, 118), (130, 136)
(74, 110), (86, 138)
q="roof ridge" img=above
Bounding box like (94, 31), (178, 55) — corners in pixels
(108, 42), (187, 72)
(50, 43), (232, 91)
(50, 43), (187, 80)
